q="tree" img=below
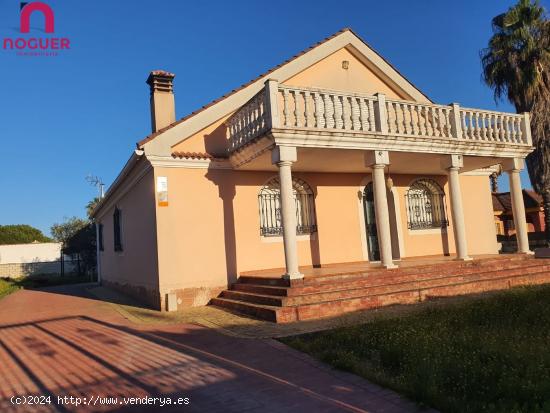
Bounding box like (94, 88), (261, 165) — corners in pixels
(64, 224), (97, 276)
(481, 0), (550, 243)
(0, 224), (52, 245)
(50, 217), (88, 248)
(86, 197), (100, 219)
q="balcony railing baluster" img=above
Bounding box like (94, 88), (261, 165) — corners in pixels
(226, 83), (532, 152)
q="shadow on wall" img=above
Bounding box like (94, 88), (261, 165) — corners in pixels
(440, 229), (450, 256)
(309, 186), (321, 268)
(205, 169), (238, 286)
(204, 123), (229, 158)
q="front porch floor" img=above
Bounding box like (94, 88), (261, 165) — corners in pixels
(240, 254), (507, 280)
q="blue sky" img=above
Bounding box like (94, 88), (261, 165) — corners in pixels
(0, 0), (545, 235)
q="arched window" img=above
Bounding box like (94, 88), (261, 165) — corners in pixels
(405, 179), (448, 230)
(258, 177), (317, 236)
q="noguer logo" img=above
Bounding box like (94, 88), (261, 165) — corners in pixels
(3, 2), (70, 56)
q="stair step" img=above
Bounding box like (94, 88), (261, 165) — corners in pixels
(224, 264), (550, 307)
(237, 276), (290, 287)
(221, 290), (285, 306)
(289, 268), (550, 322)
(210, 256), (550, 323)
(232, 259), (548, 297)
(210, 297), (282, 322)
(297, 255), (534, 286)
(236, 255), (534, 289)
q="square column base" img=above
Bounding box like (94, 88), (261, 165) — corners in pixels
(381, 263), (398, 269)
(455, 256), (473, 261)
(520, 250), (535, 255)
(283, 272), (304, 280)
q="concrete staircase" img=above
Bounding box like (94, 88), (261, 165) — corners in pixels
(211, 255), (550, 323)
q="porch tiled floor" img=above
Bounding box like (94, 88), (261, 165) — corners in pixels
(241, 254), (505, 279)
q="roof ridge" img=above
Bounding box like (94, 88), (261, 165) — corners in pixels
(136, 26), (430, 149)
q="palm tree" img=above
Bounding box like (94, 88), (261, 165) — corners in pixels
(481, 0), (550, 244)
(86, 197), (100, 219)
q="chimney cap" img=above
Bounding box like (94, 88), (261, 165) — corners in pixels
(147, 70), (175, 84)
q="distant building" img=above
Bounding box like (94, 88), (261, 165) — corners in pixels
(493, 190), (545, 236)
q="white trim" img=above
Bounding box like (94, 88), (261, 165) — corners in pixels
(92, 150), (146, 219)
(462, 166), (500, 176)
(142, 30), (431, 156)
(408, 228), (448, 236)
(270, 130), (532, 158)
(261, 234), (316, 243)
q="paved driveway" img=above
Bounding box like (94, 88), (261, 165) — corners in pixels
(0, 285), (425, 412)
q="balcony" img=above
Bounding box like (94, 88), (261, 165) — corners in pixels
(226, 80), (532, 165)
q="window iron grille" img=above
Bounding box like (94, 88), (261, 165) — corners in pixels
(258, 180), (317, 236)
(406, 179), (449, 230)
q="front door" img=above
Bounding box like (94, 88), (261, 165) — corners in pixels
(363, 182), (380, 261)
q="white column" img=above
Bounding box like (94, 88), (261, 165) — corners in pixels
(365, 151), (396, 269)
(503, 158), (531, 253)
(442, 154), (471, 261)
(272, 146), (302, 279)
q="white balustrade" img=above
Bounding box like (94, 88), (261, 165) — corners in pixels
(459, 108), (526, 144)
(226, 84), (532, 152)
(277, 85), (378, 133)
(227, 89), (268, 151)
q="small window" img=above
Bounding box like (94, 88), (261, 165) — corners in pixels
(98, 223), (104, 251)
(406, 179), (448, 230)
(258, 177), (317, 236)
(113, 207), (123, 251)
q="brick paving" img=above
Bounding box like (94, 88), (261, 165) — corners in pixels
(0, 285), (429, 412)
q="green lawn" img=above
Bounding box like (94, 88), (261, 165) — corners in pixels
(0, 274), (91, 299)
(281, 285), (550, 413)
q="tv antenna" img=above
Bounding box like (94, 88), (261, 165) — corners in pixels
(86, 174), (105, 199)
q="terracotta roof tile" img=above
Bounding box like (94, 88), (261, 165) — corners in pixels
(171, 151), (227, 161)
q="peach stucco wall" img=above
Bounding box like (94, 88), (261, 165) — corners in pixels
(171, 47), (409, 156)
(152, 168), (498, 302)
(461, 175), (500, 255)
(283, 48), (407, 99)
(97, 166), (160, 307)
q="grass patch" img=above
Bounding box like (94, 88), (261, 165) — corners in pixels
(0, 278), (20, 298)
(0, 274), (91, 299)
(281, 285), (550, 413)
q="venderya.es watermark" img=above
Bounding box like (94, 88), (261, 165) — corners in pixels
(3, 2), (70, 57)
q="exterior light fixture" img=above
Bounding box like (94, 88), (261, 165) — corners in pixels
(342, 60), (349, 69)
(386, 165), (394, 190)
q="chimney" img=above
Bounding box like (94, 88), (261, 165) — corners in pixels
(146, 70), (176, 132)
